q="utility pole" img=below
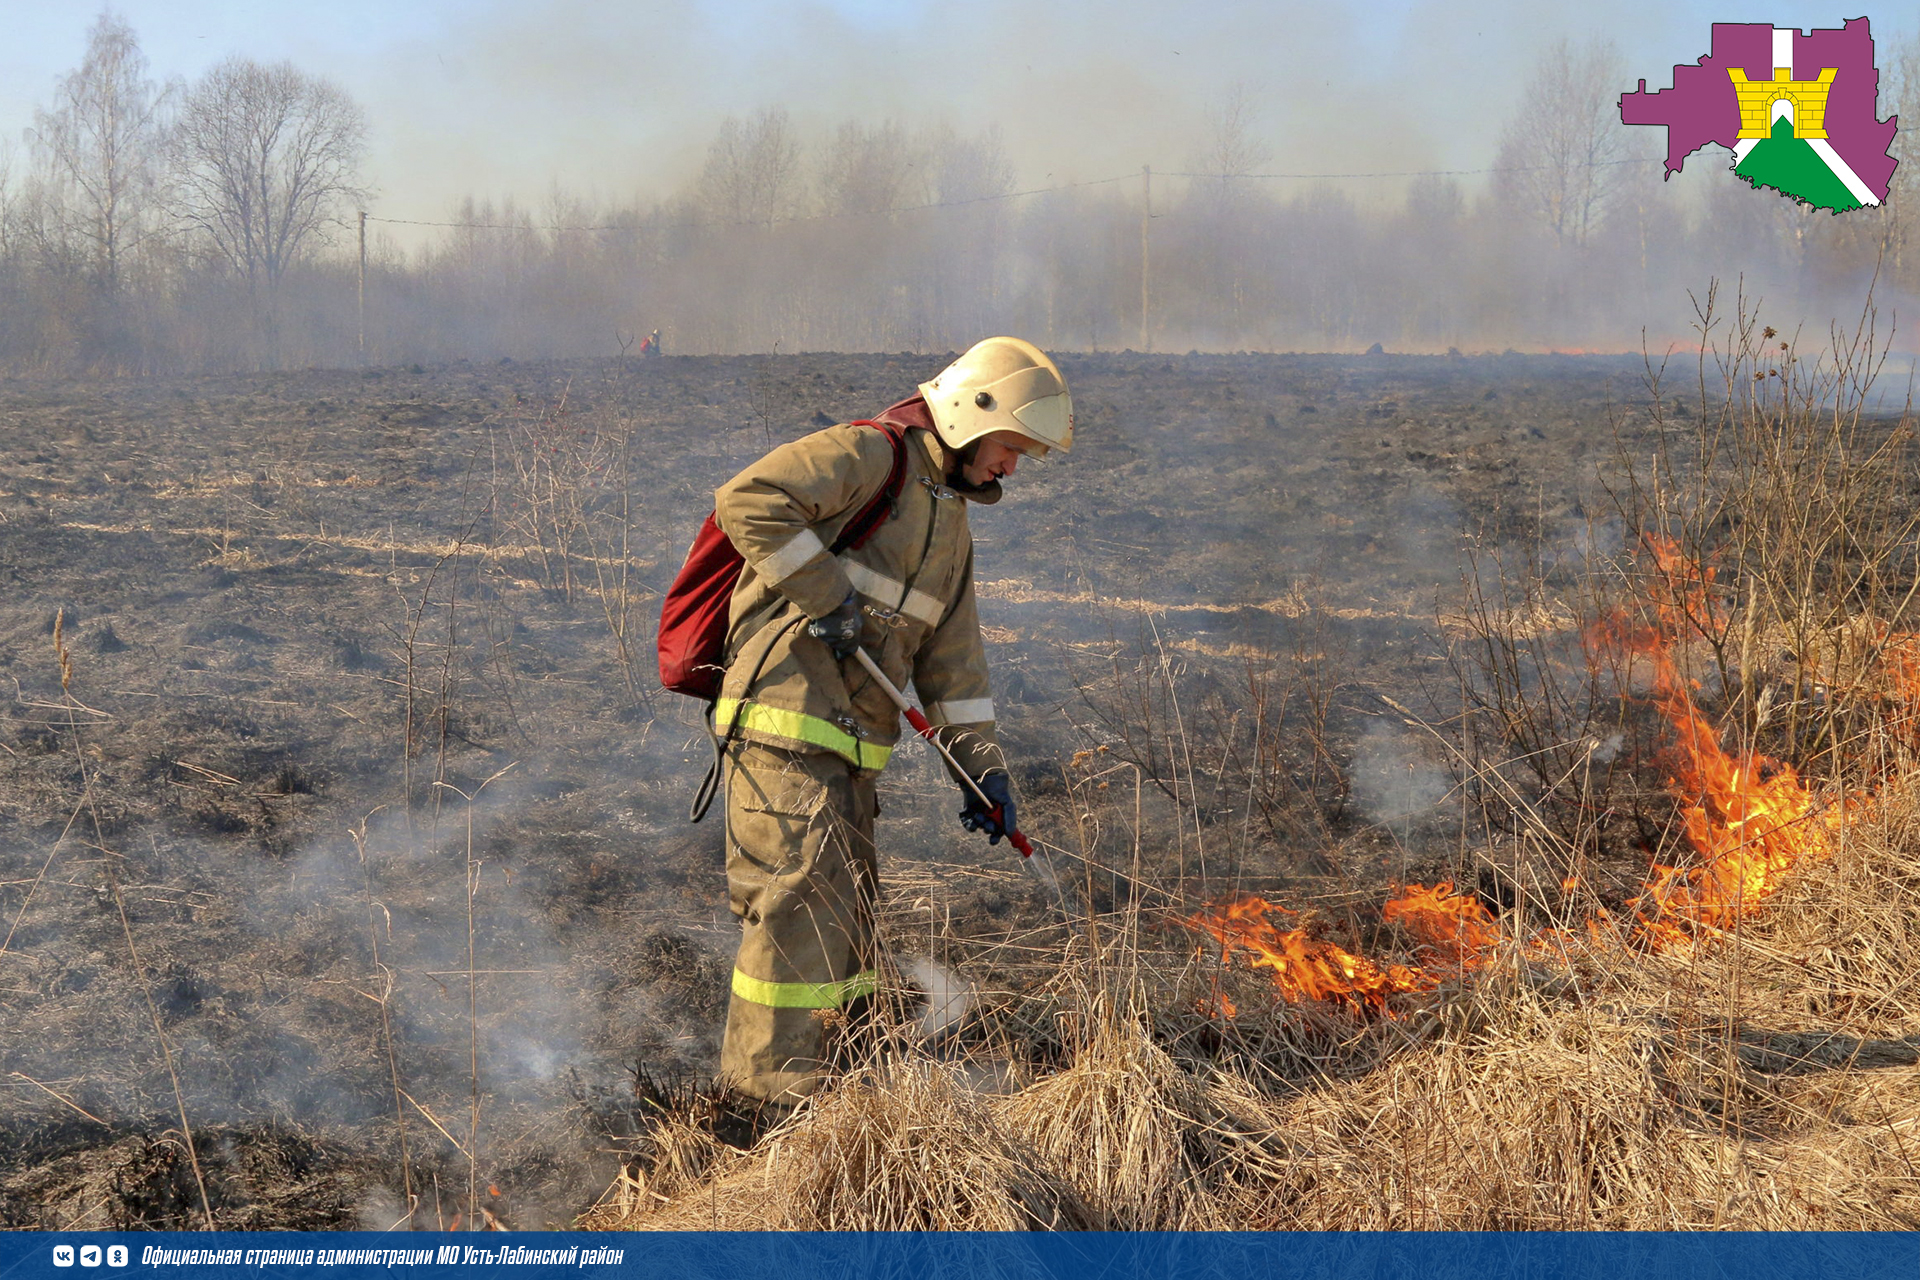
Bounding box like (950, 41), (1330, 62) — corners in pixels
(357, 210), (367, 365)
(1139, 166), (1151, 352)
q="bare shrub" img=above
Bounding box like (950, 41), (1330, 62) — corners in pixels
(494, 377), (653, 705)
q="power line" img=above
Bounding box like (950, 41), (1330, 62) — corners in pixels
(365, 171), (1139, 234)
(1164, 157), (1665, 180)
(359, 154), (1671, 234)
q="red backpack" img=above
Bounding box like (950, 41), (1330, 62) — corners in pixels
(657, 420), (911, 701)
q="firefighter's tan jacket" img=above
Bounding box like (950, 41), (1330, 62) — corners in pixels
(713, 412), (1005, 779)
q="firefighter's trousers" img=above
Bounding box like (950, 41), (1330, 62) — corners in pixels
(720, 740), (879, 1103)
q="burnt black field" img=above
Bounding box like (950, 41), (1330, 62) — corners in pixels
(0, 350), (1666, 1228)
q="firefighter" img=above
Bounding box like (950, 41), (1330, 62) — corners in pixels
(709, 336), (1073, 1108)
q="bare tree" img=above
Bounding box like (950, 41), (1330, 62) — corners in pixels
(1193, 82), (1274, 209)
(1493, 37), (1630, 246)
(0, 141), (17, 263)
(1180, 82), (1277, 343)
(1876, 27), (1920, 288)
(1405, 174), (1465, 224)
(695, 108), (803, 229)
(929, 123), (1015, 205)
(29, 11), (171, 295)
(817, 121), (920, 216)
(169, 57), (367, 294)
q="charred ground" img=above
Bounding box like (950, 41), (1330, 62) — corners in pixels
(0, 350), (1675, 1228)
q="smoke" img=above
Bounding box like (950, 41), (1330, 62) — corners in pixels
(1349, 719), (1450, 827)
(10, 3), (1915, 370)
(901, 956), (973, 1040)
(339, 0), (1788, 225)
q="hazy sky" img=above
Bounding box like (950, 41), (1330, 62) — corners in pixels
(0, 1), (1910, 235)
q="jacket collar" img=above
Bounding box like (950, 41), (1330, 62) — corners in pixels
(871, 394), (1002, 505)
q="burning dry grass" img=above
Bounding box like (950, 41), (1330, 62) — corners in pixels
(1249, 820), (1920, 1229)
(589, 765), (1920, 1231)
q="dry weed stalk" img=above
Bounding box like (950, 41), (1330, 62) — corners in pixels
(37, 612), (218, 1228)
(1614, 280), (1920, 779)
(495, 375), (655, 705)
(348, 810), (415, 1221)
(434, 764), (517, 1232)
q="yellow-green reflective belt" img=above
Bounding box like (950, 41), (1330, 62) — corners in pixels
(732, 968), (879, 1009)
(713, 698), (892, 771)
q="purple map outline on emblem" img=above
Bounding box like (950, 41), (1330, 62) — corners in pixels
(1619, 18), (1897, 200)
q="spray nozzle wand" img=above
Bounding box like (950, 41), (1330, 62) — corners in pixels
(851, 647), (1034, 857)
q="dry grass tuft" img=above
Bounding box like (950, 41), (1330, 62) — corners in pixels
(1001, 995), (1257, 1228)
(1256, 994), (1777, 1227)
(578, 1111), (735, 1230)
(764, 1061), (1091, 1231)
(591, 1059), (1091, 1231)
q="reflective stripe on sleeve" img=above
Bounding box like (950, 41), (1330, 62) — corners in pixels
(757, 528), (827, 584)
(842, 559), (945, 627)
(927, 697), (995, 725)
(714, 698), (893, 771)
(732, 967), (879, 1009)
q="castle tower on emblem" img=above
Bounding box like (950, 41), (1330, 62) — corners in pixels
(1728, 65), (1837, 138)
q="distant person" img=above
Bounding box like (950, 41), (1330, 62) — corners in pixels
(639, 328), (662, 357)
(704, 337), (1073, 1112)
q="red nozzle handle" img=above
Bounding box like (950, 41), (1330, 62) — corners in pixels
(906, 707), (1033, 856)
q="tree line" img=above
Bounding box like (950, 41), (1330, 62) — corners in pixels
(2, 18), (1917, 374)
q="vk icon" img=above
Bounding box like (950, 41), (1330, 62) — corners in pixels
(51, 1246), (74, 1267)
(79, 1246), (102, 1267)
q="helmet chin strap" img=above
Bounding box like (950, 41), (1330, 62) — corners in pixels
(945, 439), (995, 494)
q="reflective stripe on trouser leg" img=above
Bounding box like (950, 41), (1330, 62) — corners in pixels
(720, 740), (878, 1103)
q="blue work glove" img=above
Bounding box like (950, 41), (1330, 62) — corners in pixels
(959, 772), (1016, 845)
(807, 590), (862, 660)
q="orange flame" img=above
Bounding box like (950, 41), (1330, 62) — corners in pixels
(1587, 536), (1846, 945)
(1623, 639), (1840, 943)
(1177, 896), (1435, 1015)
(1640, 534), (1722, 636)
(1186, 536), (1882, 1015)
(1382, 881), (1504, 967)
(1197, 990), (1238, 1020)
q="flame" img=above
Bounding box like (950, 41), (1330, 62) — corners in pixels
(1596, 538), (1844, 946)
(1177, 896), (1435, 1015)
(1623, 639), (1840, 943)
(1381, 882), (1502, 968)
(1185, 536), (1887, 1016)
(1197, 990), (1237, 1020)
(1865, 624), (1920, 753)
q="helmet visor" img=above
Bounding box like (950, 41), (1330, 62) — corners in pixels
(1011, 393), (1073, 454)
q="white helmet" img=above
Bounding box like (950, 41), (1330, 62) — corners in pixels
(918, 336), (1073, 458)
